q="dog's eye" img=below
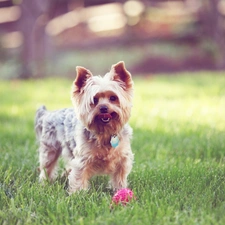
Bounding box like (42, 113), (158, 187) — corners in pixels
(110, 96), (117, 101)
(93, 97), (98, 104)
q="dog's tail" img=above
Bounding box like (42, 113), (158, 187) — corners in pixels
(35, 105), (47, 140)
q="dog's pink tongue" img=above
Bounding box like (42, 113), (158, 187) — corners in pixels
(98, 113), (112, 119)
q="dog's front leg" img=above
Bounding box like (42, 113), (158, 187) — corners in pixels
(110, 166), (130, 191)
(110, 154), (133, 191)
(68, 159), (90, 194)
(110, 172), (128, 191)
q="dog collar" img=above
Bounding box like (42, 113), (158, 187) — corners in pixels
(110, 135), (119, 148)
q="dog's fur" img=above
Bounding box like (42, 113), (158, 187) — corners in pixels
(35, 61), (134, 193)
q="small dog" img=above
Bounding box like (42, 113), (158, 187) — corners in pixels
(35, 61), (134, 194)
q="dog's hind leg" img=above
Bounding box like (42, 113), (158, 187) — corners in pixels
(39, 144), (62, 182)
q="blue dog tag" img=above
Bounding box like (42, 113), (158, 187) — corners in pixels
(110, 135), (119, 148)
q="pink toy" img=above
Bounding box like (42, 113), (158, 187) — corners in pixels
(112, 188), (135, 205)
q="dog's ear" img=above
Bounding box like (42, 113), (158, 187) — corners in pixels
(110, 61), (133, 90)
(73, 66), (93, 93)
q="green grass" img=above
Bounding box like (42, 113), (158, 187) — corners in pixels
(1, 72), (225, 224)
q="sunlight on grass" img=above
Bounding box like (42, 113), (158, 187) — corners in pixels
(1, 72), (225, 225)
(131, 73), (225, 166)
(133, 73), (225, 129)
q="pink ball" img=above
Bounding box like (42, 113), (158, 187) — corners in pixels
(112, 188), (135, 205)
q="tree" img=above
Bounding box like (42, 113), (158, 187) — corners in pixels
(200, 0), (225, 68)
(18, 0), (50, 78)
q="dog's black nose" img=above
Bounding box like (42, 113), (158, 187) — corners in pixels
(100, 105), (108, 113)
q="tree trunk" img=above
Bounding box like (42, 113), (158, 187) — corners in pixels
(18, 0), (50, 79)
(208, 0), (225, 68)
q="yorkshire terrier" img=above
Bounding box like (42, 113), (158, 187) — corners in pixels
(35, 61), (134, 194)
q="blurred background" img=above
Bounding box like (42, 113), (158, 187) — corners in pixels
(0, 0), (224, 79)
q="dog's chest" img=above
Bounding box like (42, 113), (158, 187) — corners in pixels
(90, 148), (121, 173)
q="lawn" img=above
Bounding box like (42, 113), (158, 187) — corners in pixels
(0, 72), (225, 224)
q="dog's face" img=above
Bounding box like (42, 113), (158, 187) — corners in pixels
(71, 61), (133, 135)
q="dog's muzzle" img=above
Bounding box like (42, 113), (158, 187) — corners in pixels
(98, 113), (112, 123)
